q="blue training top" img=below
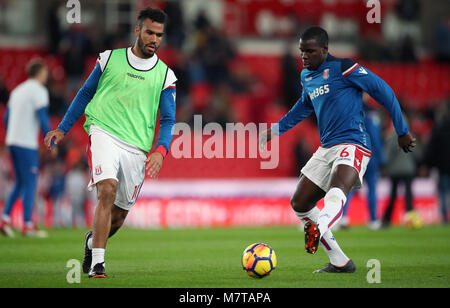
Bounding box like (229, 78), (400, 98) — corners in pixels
(272, 54), (409, 151)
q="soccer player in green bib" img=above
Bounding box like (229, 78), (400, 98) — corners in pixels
(45, 8), (177, 278)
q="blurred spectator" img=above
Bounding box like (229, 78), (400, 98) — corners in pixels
(48, 159), (66, 227)
(0, 76), (9, 105)
(102, 24), (130, 51)
(280, 46), (301, 109)
(193, 9), (211, 32)
(46, 0), (63, 54)
(397, 35), (417, 62)
(228, 63), (254, 94)
(59, 25), (93, 94)
(36, 153), (52, 225)
(0, 145), (12, 204)
(396, 0), (421, 21)
(382, 0), (421, 61)
(164, 0), (186, 49)
(203, 82), (235, 127)
(65, 159), (88, 228)
(48, 78), (68, 117)
(169, 53), (190, 110)
(434, 17), (450, 63)
(1, 59), (51, 237)
(381, 116), (423, 228)
(196, 26), (236, 85)
(422, 101), (450, 223)
(359, 30), (394, 62)
(248, 78), (273, 125)
(294, 141), (311, 176)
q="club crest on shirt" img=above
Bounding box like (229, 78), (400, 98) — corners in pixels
(323, 68), (329, 79)
(95, 165), (103, 175)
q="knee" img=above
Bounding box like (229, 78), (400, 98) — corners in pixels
(97, 180), (117, 204)
(290, 195), (313, 214)
(290, 196), (300, 212)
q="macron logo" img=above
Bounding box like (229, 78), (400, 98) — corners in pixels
(358, 67), (368, 74)
(127, 72), (145, 80)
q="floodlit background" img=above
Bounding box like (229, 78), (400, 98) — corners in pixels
(0, 0), (449, 229)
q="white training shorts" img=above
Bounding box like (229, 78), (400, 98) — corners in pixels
(300, 143), (372, 193)
(87, 125), (147, 211)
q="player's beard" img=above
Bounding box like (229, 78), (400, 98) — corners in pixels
(137, 33), (157, 58)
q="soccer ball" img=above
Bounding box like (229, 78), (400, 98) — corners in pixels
(404, 211), (423, 229)
(242, 243), (277, 278)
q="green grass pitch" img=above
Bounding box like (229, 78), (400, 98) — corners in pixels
(0, 225), (449, 288)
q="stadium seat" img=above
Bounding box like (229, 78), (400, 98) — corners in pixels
(190, 82), (212, 111)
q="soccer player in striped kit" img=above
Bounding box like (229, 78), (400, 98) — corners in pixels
(45, 8), (177, 278)
(1, 59), (51, 238)
(259, 26), (416, 273)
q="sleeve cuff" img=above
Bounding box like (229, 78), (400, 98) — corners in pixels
(155, 145), (168, 158)
(270, 123), (280, 136)
(56, 125), (67, 135)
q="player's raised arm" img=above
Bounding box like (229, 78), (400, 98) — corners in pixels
(44, 63), (102, 149)
(342, 61), (416, 152)
(259, 89), (313, 151)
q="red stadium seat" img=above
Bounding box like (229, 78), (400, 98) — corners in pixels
(190, 82), (212, 111)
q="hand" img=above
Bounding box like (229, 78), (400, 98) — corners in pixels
(258, 129), (273, 152)
(398, 133), (416, 153)
(50, 147), (59, 158)
(145, 152), (164, 178)
(44, 129), (65, 150)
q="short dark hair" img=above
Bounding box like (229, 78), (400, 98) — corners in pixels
(137, 7), (167, 28)
(26, 58), (47, 78)
(300, 26), (329, 47)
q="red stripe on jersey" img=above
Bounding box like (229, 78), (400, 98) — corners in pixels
(354, 147), (364, 173)
(342, 63), (359, 76)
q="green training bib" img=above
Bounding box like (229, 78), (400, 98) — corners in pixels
(84, 48), (168, 152)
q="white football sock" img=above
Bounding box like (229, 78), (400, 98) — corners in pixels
(295, 205), (349, 266)
(294, 207), (320, 224)
(91, 248), (105, 268)
(319, 229), (350, 266)
(318, 187), (346, 236)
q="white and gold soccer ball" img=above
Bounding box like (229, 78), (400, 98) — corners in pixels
(242, 243), (277, 278)
(404, 210), (423, 229)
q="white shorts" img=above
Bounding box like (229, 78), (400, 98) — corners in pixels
(300, 143), (371, 193)
(87, 125), (147, 211)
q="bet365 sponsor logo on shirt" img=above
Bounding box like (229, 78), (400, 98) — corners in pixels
(308, 84), (330, 100)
